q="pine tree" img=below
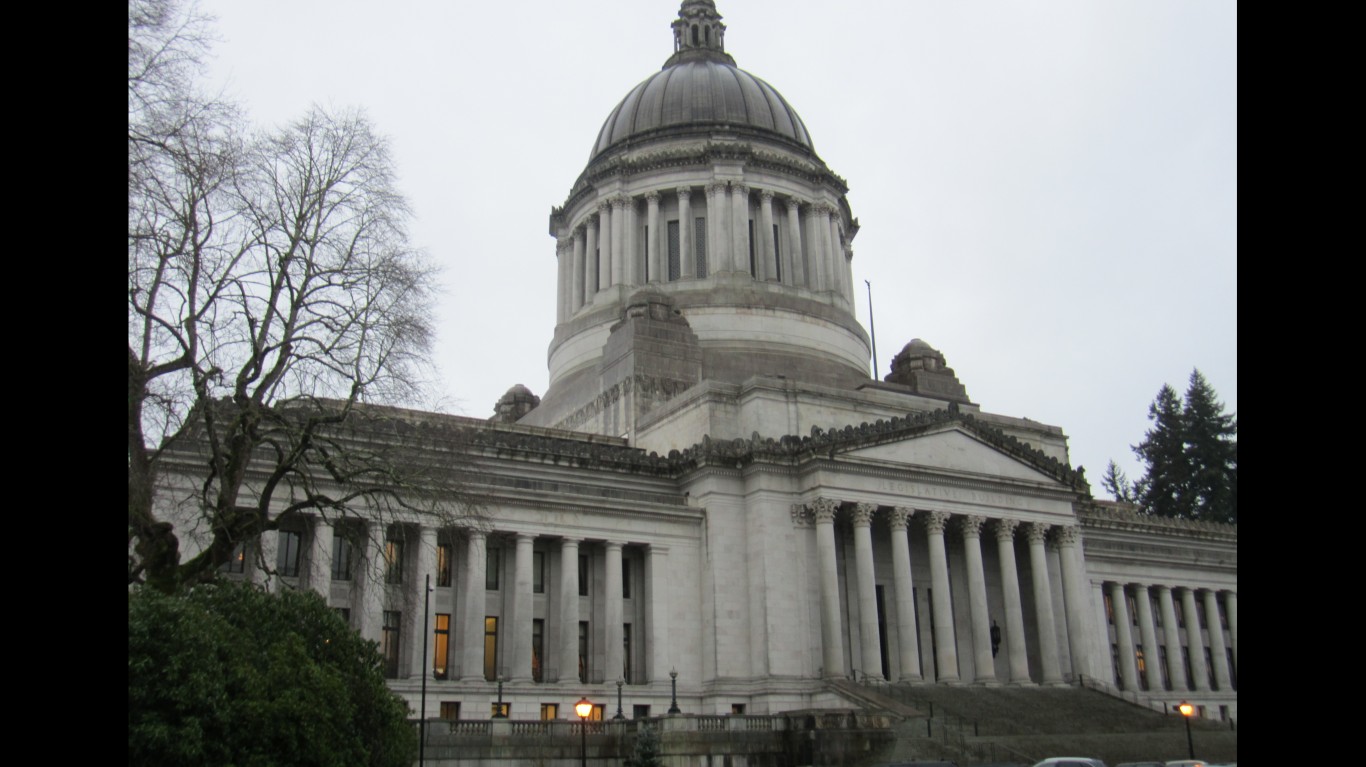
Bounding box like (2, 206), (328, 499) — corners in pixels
(1181, 369), (1237, 523)
(624, 723), (663, 767)
(1100, 460), (1136, 503)
(1133, 383), (1188, 518)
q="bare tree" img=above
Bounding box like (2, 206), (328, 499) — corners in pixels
(129, 0), (469, 592)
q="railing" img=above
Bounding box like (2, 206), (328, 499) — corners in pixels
(420, 713), (796, 740)
(445, 720), (490, 735)
(1075, 674), (1171, 714)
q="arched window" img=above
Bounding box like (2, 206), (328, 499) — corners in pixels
(691, 25), (698, 46)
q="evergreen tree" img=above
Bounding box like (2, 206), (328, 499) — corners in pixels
(624, 723), (663, 767)
(1100, 460), (1136, 503)
(1133, 383), (1188, 518)
(1181, 369), (1238, 523)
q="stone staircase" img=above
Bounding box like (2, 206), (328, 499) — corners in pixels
(832, 682), (1237, 766)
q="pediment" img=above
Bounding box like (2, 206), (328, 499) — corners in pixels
(842, 427), (1064, 485)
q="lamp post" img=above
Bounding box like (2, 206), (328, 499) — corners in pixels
(667, 668), (681, 714)
(574, 696), (594, 767)
(614, 678), (625, 720)
(1178, 700), (1196, 759)
(420, 574), (432, 767)
(864, 279), (879, 378)
(492, 676), (507, 718)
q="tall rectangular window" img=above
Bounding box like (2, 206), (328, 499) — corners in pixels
(748, 219), (756, 277)
(439, 701), (460, 720)
(540, 703), (559, 721)
(772, 223), (782, 281)
(579, 554), (589, 596)
(643, 224), (649, 282)
(1152, 595), (1162, 627)
(622, 623), (632, 684)
(221, 542), (246, 574)
(382, 611), (401, 679)
(277, 531), (302, 577)
(694, 218), (708, 278)
(384, 539), (404, 584)
(437, 543), (452, 587)
(486, 548), (501, 590)
(1104, 592), (1114, 624)
(1136, 646), (1148, 690)
(622, 558), (631, 599)
(533, 551), (545, 594)
(484, 616), (499, 681)
(1126, 592), (1138, 625)
(594, 249), (600, 291)
(335, 607), (351, 626)
(578, 621), (590, 683)
(667, 220), (680, 281)
(1158, 645), (1171, 690)
(532, 619), (545, 682)
(434, 614), (450, 680)
(331, 532), (353, 581)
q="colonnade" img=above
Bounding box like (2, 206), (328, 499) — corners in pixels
(556, 183), (855, 321)
(1100, 580), (1237, 694)
(807, 498), (1096, 686)
(279, 518), (670, 687)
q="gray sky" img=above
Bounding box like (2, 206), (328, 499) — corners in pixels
(198, 0), (1236, 498)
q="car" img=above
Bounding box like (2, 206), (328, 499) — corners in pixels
(1030, 759), (1108, 767)
(1116, 762), (1165, 767)
(1164, 762), (1211, 767)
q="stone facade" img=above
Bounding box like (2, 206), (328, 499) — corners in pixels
(160, 0), (1236, 739)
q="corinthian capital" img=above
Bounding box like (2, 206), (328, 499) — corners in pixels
(811, 497), (839, 524)
(1025, 522), (1051, 545)
(645, 190), (661, 204)
(923, 510), (951, 535)
(995, 518), (1020, 542)
(706, 181), (728, 197)
(730, 182), (749, 197)
(851, 502), (877, 527)
(612, 194), (632, 209)
(1054, 525), (1079, 546)
(888, 506), (915, 531)
(958, 514), (985, 538)
(676, 186), (692, 201)
(786, 196), (805, 212)
(598, 200), (613, 216)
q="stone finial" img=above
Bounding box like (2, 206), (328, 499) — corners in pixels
(490, 384), (541, 423)
(882, 338), (972, 405)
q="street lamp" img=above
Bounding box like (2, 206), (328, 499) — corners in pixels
(614, 678), (626, 720)
(492, 676), (508, 718)
(1178, 700), (1196, 759)
(667, 668), (681, 714)
(574, 696), (594, 767)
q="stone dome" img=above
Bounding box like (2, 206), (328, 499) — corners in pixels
(588, 0), (815, 163)
(590, 60), (815, 162)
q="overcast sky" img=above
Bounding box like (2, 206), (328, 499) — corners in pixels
(198, 0), (1236, 499)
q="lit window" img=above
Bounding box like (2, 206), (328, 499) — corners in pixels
(384, 539), (404, 584)
(484, 616), (498, 682)
(221, 542), (246, 574)
(277, 531), (301, 577)
(540, 703), (559, 721)
(437, 543), (452, 587)
(382, 611), (401, 679)
(433, 614), (450, 680)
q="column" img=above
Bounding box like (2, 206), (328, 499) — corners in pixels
(958, 516), (996, 684)
(623, 195), (639, 285)
(1157, 586), (1188, 691)
(1092, 581), (1115, 684)
(730, 182), (750, 274)
(813, 498), (844, 678)
(994, 519), (1030, 685)
(598, 200), (614, 289)
(785, 197), (804, 286)
(646, 191), (661, 283)
(646, 544), (669, 683)
(1054, 526), (1092, 680)
(604, 542), (624, 684)
(806, 204), (827, 290)
(571, 226), (586, 312)
(1025, 523), (1063, 685)
(1203, 589), (1232, 690)
(1181, 587), (1210, 691)
(307, 516), (333, 597)
(356, 523), (384, 643)
(851, 503), (883, 681)
(828, 213), (845, 298)
(677, 187), (694, 279)
(818, 204), (836, 291)
(556, 236), (571, 323)
(611, 197), (627, 287)
(1224, 591), (1237, 676)
(411, 526), (438, 679)
(706, 182), (727, 277)
(1109, 582), (1139, 691)
(461, 530), (487, 681)
(558, 538), (580, 683)
(888, 507), (922, 682)
(758, 189), (775, 281)
(252, 530), (280, 592)
(585, 216), (600, 297)
(510, 533), (535, 682)
(923, 511), (960, 684)
(1134, 584), (1162, 692)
